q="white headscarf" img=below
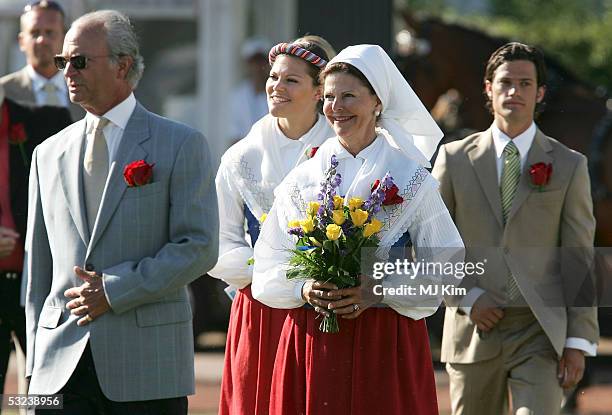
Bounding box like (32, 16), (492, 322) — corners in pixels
(327, 44), (443, 167)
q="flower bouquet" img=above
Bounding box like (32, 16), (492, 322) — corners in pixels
(286, 155), (401, 333)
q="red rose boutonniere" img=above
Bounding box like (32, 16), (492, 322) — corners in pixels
(8, 123), (29, 168)
(529, 162), (552, 191)
(123, 160), (154, 187)
(371, 179), (404, 206)
(306, 146), (320, 159)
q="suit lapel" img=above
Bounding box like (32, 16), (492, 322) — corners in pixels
(18, 68), (36, 103)
(57, 121), (89, 245)
(87, 104), (150, 254)
(468, 130), (504, 227)
(506, 129), (553, 223)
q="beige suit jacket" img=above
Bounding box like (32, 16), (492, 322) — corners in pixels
(433, 128), (598, 363)
(0, 66), (85, 122)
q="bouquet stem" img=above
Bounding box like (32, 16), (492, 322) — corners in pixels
(319, 313), (339, 333)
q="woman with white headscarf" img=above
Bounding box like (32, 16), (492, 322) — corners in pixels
(252, 45), (464, 414)
(209, 36), (335, 415)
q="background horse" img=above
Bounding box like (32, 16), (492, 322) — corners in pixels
(396, 12), (612, 247)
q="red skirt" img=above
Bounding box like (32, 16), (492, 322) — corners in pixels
(269, 306), (439, 415)
(218, 285), (288, 415)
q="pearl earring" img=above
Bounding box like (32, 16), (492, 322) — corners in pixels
(375, 110), (381, 117)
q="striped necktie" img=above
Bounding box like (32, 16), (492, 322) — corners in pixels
(500, 140), (521, 301)
(500, 141), (520, 223)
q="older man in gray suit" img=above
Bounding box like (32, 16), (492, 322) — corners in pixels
(24, 9), (218, 414)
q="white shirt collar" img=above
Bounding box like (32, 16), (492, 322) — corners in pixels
(26, 65), (66, 92)
(272, 116), (323, 149)
(333, 134), (382, 161)
(491, 121), (536, 159)
(85, 93), (136, 132)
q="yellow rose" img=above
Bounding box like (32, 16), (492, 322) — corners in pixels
(363, 218), (383, 237)
(307, 202), (320, 217)
(332, 209), (346, 225)
(348, 197), (364, 211)
(288, 220), (301, 229)
(350, 209), (369, 227)
(326, 224), (342, 241)
(300, 218), (315, 234)
(259, 213), (268, 223)
(333, 195), (344, 209)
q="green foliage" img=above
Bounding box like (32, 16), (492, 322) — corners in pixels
(403, 0), (612, 92)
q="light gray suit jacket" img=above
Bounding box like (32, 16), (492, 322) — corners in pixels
(24, 102), (219, 401)
(0, 66), (85, 122)
(434, 129), (598, 364)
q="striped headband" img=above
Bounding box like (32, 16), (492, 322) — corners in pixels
(268, 42), (328, 68)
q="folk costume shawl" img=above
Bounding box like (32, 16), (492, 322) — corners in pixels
(329, 44), (443, 168)
(210, 114), (333, 289)
(252, 45), (463, 318)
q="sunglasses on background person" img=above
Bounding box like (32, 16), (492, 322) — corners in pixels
(54, 55), (114, 70)
(23, 0), (65, 18)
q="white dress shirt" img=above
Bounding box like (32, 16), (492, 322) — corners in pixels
(459, 122), (596, 356)
(27, 65), (69, 107)
(84, 93), (137, 168)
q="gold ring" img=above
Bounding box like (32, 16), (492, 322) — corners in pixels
(85, 314), (94, 322)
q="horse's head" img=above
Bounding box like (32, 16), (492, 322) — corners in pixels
(396, 12), (450, 111)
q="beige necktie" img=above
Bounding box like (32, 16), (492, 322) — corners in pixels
(500, 141), (522, 301)
(42, 82), (61, 106)
(83, 118), (110, 232)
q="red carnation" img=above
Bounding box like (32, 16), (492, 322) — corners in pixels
(123, 160), (154, 187)
(8, 123), (27, 145)
(306, 146), (320, 159)
(529, 162), (552, 191)
(371, 179), (404, 206)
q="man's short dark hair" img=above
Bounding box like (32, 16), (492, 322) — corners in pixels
(483, 42), (547, 115)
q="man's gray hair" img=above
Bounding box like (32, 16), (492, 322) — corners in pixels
(72, 10), (145, 89)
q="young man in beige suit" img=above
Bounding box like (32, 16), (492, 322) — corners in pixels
(433, 42), (599, 414)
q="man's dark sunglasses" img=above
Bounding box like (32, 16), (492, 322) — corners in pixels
(23, 0), (65, 18)
(54, 55), (111, 70)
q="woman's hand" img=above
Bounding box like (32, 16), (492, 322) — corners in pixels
(302, 280), (341, 317)
(327, 274), (383, 319)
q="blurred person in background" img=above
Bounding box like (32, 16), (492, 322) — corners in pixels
(0, 0), (84, 121)
(0, 83), (71, 397)
(227, 37), (272, 143)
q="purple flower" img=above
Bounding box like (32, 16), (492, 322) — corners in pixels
(288, 227), (304, 237)
(382, 173), (394, 189)
(331, 173), (342, 189)
(331, 154), (338, 169)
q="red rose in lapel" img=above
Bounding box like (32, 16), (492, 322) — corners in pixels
(8, 123), (27, 145)
(371, 179), (404, 206)
(306, 146), (320, 158)
(3, 110), (29, 167)
(529, 162), (552, 191)
(123, 160), (154, 187)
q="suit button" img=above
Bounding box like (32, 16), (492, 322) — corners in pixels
(85, 263), (95, 272)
